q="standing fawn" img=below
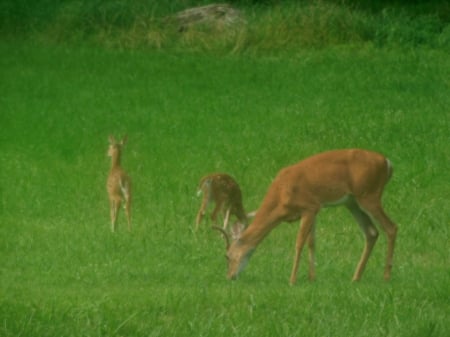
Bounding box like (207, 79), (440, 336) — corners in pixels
(107, 135), (132, 232)
(195, 173), (248, 231)
(213, 149), (398, 285)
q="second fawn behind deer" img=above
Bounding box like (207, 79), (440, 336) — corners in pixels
(195, 173), (249, 231)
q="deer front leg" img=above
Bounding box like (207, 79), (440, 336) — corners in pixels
(290, 211), (316, 285)
(195, 210), (204, 230)
(195, 195), (209, 230)
(223, 207), (231, 229)
(307, 223), (316, 281)
(124, 196), (131, 232)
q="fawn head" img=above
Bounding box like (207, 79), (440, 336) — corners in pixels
(108, 135), (128, 158)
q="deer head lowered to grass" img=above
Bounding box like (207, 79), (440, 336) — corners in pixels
(213, 149), (398, 285)
(107, 135), (132, 232)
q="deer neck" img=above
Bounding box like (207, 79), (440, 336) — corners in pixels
(239, 217), (275, 250)
(110, 152), (121, 171)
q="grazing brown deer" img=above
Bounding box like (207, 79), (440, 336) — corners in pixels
(195, 173), (249, 231)
(213, 149), (398, 285)
(107, 135), (132, 232)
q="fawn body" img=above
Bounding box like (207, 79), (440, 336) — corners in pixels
(107, 135), (132, 232)
(196, 173), (248, 230)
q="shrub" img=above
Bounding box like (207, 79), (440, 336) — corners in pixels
(1, 0), (449, 53)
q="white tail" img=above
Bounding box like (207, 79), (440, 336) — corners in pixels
(213, 149), (397, 285)
(195, 173), (248, 231)
(107, 135), (132, 232)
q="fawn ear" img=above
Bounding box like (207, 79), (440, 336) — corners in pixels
(121, 135), (128, 146)
(109, 135), (116, 144)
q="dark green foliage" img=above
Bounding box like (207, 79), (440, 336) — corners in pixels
(1, 0), (449, 51)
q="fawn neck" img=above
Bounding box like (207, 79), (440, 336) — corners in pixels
(110, 149), (122, 170)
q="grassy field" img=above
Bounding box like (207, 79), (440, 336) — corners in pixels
(1, 25), (449, 337)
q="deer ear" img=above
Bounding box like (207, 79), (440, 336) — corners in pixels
(109, 135), (116, 144)
(121, 135), (128, 145)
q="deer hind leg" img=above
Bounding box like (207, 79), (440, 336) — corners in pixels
(347, 199), (379, 281)
(290, 211), (316, 285)
(356, 198), (397, 280)
(110, 199), (120, 232)
(121, 182), (132, 232)
(124, 194), (131, 232)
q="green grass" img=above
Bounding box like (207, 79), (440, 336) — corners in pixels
(1, 40), (449, 336)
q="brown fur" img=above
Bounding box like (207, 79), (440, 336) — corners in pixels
(107, 135), (132, 232)
(216, 149), (397, 285)
(195, 173), (248, 230)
